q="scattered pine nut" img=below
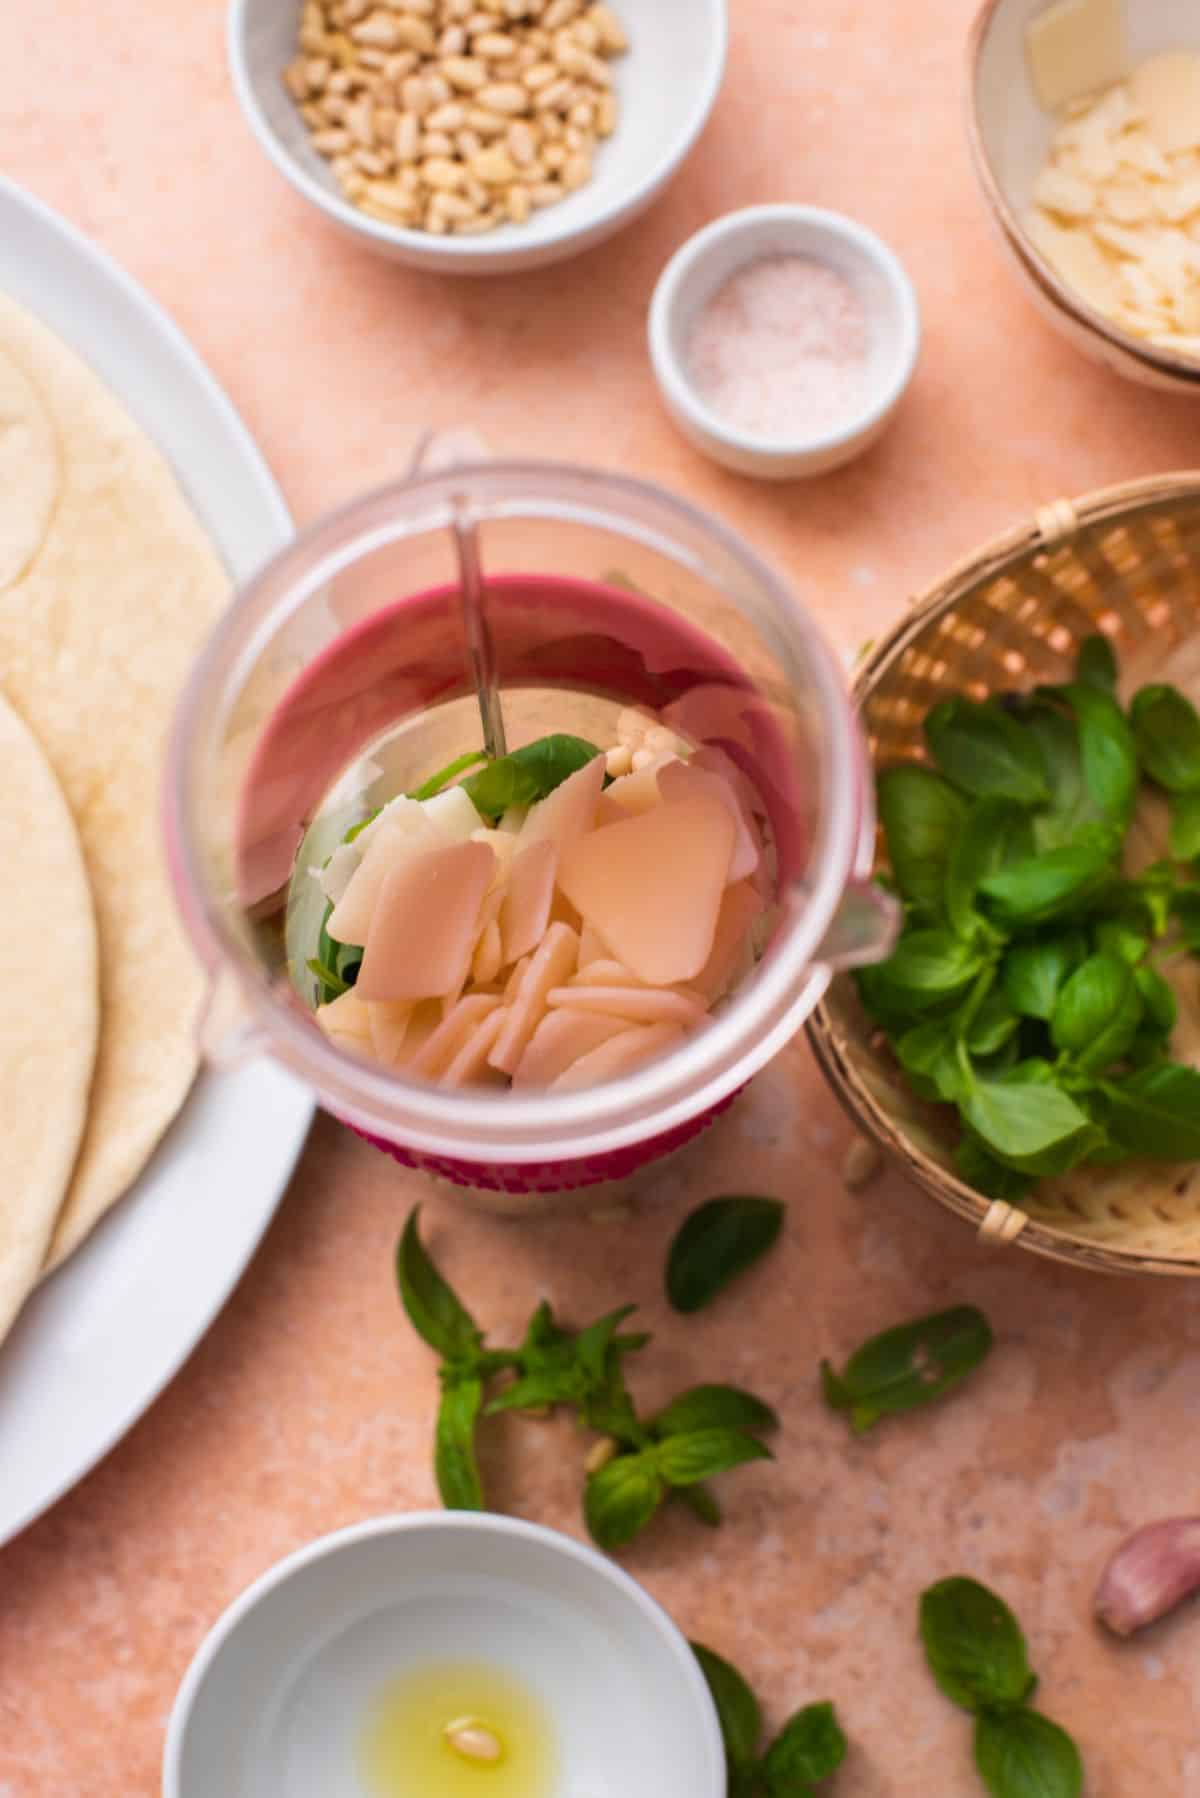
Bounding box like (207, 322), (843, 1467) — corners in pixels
(585, 1436), (619, 1474)
(842, 1136), (882, 1190)
(444, 1718), (505, 1764)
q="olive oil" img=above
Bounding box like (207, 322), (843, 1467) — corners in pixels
(361, 1660), (557, 1798)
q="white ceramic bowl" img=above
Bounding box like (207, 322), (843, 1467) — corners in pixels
(228, 0), (728, 275)
(969, 0), (1200, 394)
(647, 204), (921, 480)
(163, 1511), (726, 1798)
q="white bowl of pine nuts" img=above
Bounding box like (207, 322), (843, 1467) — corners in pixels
(229, 0), (728, 273)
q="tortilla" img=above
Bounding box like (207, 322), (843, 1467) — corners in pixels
(0, 345), (59, 593)
(0, 290), (229, 1270)
(0, 690), (98, 1336)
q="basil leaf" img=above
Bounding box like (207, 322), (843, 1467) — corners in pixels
(1169, 790), (1200, 862)
(1075, 633), (1117, 694)
(1050, 952), (1142, 1073)
(980, 843), (1114, 928)
(895, 1019), (966, 1104)
(821, 1305), (993, 1434)
(665, 1196), (784, 1314)
(1020, 704), (1089, 851)
(655, 1428), (771, 1487)
(1126, 861), (1180, 937)
(677, 1484), (722, 1527)
(1174, 886), (1200, 951)
(877, 764), (968, 917)
(1001, 933), (1086, 1021)
(307, 955), (349, 999)
(873, 929), (985, 1010)
(1092, 918), (1148, 967)
(762, 1701), (847, 1791)
(690, 1643), (762, 1774)
(434, 1369), (485, 1511)
(1132, 683), (1200, 793)
(960, 1078), (1097, 1175)
(1134, 965), (1177, 1037)
(924, 697), (1048, 805)
(946, 799), (1034, 939)
(1102, 1062), (1200, 1160)
(966, 984), (1020, 1056)
(396, 1207), (483, 1362)
(652, 1384), (779, 1440)
(919, 1576), (1037, 1713)
(408, 749), (489, 802)
(974, 1708), (1083, 1798)
(955, 1135), (1034, 1202)
(1057, 683), (1138, 828)
(584, 1450), (665, 1549)
(574, 1303), (639, 1385)
(485, 1303), (645, 1418)
(464, 734), (602, 821)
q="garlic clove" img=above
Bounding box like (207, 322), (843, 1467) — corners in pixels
(1095, 1516), (1200, 1636)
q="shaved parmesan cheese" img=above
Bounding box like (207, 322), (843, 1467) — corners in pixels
(691, 880), (765, 1004)
(423, 783), (486, 840)
(441, 1006), (509, 1088)
(356, 839), (495, 1002)
(1025, 0), (1126, 113)
(328, 806), (440, 945)
(499, 840), (557, 966)
(512, 1008), (629, 1088)
(315, 840), (362, 907)
(368, 998), (415, 1065)
(657, 758), (759, 883)
(1130, 51), (1200, 155)
(409, 992), (504, 1081)
(518, 755), (605, 855)
(489, 922), (580, 1075)
(551, 1022), (685, 1091)
(544, 984), (708, 1027)
(315, 987), (373, 1051)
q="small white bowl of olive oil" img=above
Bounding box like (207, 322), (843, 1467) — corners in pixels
(163, 1511), (726, 1798)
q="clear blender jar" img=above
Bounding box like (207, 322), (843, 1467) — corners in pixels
(164, 458), (897, 1206)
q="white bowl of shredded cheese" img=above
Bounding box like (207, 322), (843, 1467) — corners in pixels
(969, 0), (1200, 393)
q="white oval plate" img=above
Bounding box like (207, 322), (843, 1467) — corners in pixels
(0, 178), (314, 1548)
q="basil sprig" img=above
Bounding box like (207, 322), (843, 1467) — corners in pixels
(692, 1642), (847, 1796)
(665, 1196), (785, 1313)
(821, 1306), (993, 1434)
(859, 637), (1200, 1202)
(397, 1208), (777, 1547)
(920, 1577), (1082, 1798)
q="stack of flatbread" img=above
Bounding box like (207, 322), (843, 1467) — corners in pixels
(0, 290), (228, 1347)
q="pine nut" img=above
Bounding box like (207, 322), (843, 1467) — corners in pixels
(283, 59), (310, 99)
(438, 24), (467, 54)
(356, 46), (388, 69)
(299, 101), (324, 126)
(561, 149), (590, 188)
(427, 100), (467, 130)
(515, 42), (539, 66)
(507, 119), (537, 163)
(431, 189), (478, 222)
(531, 179), (564, 205)
(534, 76), (573, 110)
(842, 1136), (881, 1190)
(564, 124), (592, 151)
(424, 202), (449, 233)
(568, 17), (599, 49)
(464, 173), (489, 205)
(445, 0), (472, 14)
(350, 13), (399, 47)
(543, 0), (579, 26)
(395, 15), (437, 52)
(568, 98), (594, 128)
(384, 51), (419, 79)
(394, 110), (420, 159)
(553, 40), (591, 77)
(343, 0), (369, 17)
(540, 111), (564, 138)
(585, 1436), (618, 1474)
(507, 183), (532, 221)
(454, 215), (498, 234)
(457, 129), (484, 158)
(352, 147), (392, 173)
(503, 0), (530, 14)
(595, 89), (616, 134)
(373, 104), (399, 143)
(542, 141), (566, 169)
(299, 25), (329, 54)
(472, 145), (518, 183)
(331, 152), (357, 179)
(341, 172), (369, 199)
(587, 3), (627, 52)
(442, 55), (488, 90)
(345, 98), (374, 143)
(422, 155), (467, 189)
(444, 1721), (503, 1765)
(426, 72), (452, 103)
(466, 106), (508, 134)
(401, 74), (432, 113)
(422, 130), (455, 155)
(465, 8), (494, 28)
(475, 31), (517, 55)
(477, 81), (529, 112)
(489, 56), (522, 78)
(312, 126), (352, 153)
(522, 60), (558, 88)
(397, 0), (434, 12)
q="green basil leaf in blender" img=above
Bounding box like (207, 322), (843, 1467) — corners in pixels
(1131, 683), (1200, 792)
(955, 1135), (1034, 1202)
(973, 1708), (1083, 1798)
(871, 929), (987, 1009)
(463, 733), (603, 821)
(583, 1450), (665, 1550)
(652, 1384), (779, 1441)
(959, 1078), (1098, 1175)
(924, 697), (1049, 805)
(979, 842), (1114, 928)
(876, 764), (968, 917)
(407, 749), (489, 802)
(945, 798), (1034, 939)
(919, 1576), (1037, 1713)
(396, 1207), (484, 1363)
(820, 1306), (993, 1434)
(665, 1196), (784, 1314)
(690, 1643), (763, 1774)
(1001, 933), (1087, 1020)
(1169, 790), (1200, 862)
(434, 1369), (486, 1512)
(762, 1701), (848, 1791)
(1050, 952), (1142, 1072)
(1133, 964), (1177, 1036)
(1074, 632), (1118, 694)
(654, 1428), (771, 1487)
(1101, 1062), (1200, 1160)
(307, 955), (349, 999)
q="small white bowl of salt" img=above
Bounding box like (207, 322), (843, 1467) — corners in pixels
(648, 203), (921, 479)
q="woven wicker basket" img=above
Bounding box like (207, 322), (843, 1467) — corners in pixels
(807, 473), (1200, 1276)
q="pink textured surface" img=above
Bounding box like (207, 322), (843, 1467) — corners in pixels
(7, 2), (1200, 1793)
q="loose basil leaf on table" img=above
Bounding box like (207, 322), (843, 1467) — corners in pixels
(655, 1428), (771, 1487)
(665, 1196), (785, 1314)
(919, 1576), (1037, 1713)
(1000, 932), (1086, 1021)
(761, 1701), (848, 1791)
(1074, 632), (1118, 694)
(396, 1207), (485, 1362)
(1049, 952), (1143, 1073)
(434, 1368), (486, 1511)
(1131, 683), (1200, 793)
(1101, 1062), (1200, 1161)
(691, 1642), (762, 1775)
(877, 764), (968, 918)
(924, 697), (1048, 806)
(958, 1075), (1100, 1177)
(1169, 789), (1200, 862)
(945, 799), (1033, 939)
(463, 733), (603, 821)
(973, 1708), (1083, 1798)
(584, 1450), (665, 1550)
(979, 842), (1114, 928)
(651, 1384), (780, 1440)
(821, 1305), (993, 1434)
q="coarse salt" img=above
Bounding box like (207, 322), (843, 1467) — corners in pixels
(685, 254), (871, 441)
